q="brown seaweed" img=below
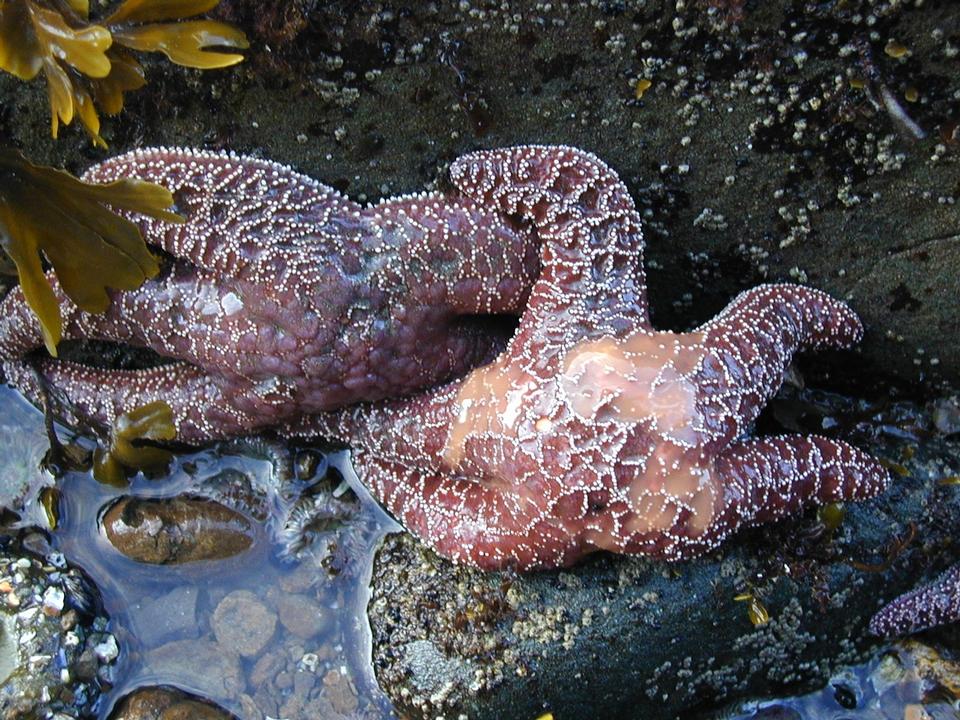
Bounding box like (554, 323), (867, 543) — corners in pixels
(0, 150), (182, 354)
(0, 0), (248, 145)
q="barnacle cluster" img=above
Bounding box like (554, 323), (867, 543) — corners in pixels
(0, 0), (248, 146)
(0, 150), (182, 354)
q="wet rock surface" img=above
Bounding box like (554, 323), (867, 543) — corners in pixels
(110, 686), (237, 720)
(101, 496), (255, 564)
(0, 538), (116, 720)
(367, 422), (960, 719)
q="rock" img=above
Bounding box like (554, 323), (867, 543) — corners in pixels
(932, 396), (960, 436)
(0, 539), (115, 719)
(323, 668), (360, 716)
(101, 496), (255, 564)
(211, 590), (276, 658)
(128, 585), (199, 647)
(0, 612), (17, 691)
(269, 590), (332, 640)
(367, 429), (960, 720)
(110, 685), (236, 720)
(146, 639), (244, 699)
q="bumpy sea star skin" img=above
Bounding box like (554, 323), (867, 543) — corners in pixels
(0, 148), (539, 441)
(287, 145), (890, 570)
(870, 564), (960, 636)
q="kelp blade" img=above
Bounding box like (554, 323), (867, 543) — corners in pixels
(113, 21), (248, 69)
(0, 151), (182, 354)
(0, 197), (62, 355)
(0, 1), (43, 80)
(105, 0), (220, 25)
(29, 4), (112, 78)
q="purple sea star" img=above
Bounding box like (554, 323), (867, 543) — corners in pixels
(0, 148), (538, 440)
(870, 564), (960, 636)
(287, 145), (890, 570)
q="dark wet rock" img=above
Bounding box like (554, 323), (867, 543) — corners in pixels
(110, 685), (236, 720)
(211, 590), (277, 658)
(0, 540), (115, 720)
(101, 496), (255, 564)
(145, 639), (244, 699)
(367, 431), (960, 720)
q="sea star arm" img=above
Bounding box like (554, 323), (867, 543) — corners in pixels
(2, 148), (548, 441)
(82, 148), (363, 276)
(711, 434), (889, 544)
(1, 358), (242, 440)
(0, 268), (284, 439)
(693, 284), (864, 446)
(284, 146), (888, 571)
(869, 563), (960, 636)
(449, 144), (651, 335)
(349, 449), (579, 570)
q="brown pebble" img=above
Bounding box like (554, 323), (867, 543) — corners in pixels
(275, 593), (332, 640)
(110, 686), (236, 720)
(212, 590), (277, 657)
(323, 669), (359, 716)
(101, 496), (254, 564)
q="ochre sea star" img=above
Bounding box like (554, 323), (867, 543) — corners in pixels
(0, 148), (538, 440)
(287, 145), (890, 570)
(870, 563), (960, 636)
(0, 144), (889, 570)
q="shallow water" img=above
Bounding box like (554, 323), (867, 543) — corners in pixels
(1, 384), (957, 719)
(0, 385), (398, 719)
(728, 641), (960, 719)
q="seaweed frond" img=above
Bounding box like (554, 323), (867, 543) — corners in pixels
(0, 0), (248, 146)
(0, 149), (183, 354)
(93, 399), (176, 486)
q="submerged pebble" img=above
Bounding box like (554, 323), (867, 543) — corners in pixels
(145, 638), (244, 698)
(101, 496), (255, 564)
(266, 586), (332, 640)
(110, 685), (237, 720)
(212, 589), (277, 657)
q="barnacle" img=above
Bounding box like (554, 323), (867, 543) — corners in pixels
(93, 400), (176, 486)
(0, 0), (248, 146)
(0, 150), (182, 354)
